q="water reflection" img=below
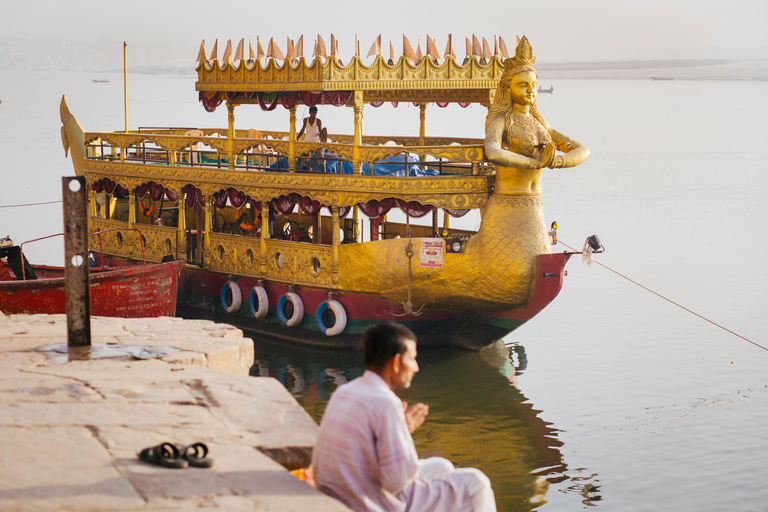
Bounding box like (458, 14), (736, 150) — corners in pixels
(250, 336), (600, 510)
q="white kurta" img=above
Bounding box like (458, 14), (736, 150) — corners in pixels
(312, 371), (496, 512)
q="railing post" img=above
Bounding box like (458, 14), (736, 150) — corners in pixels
(204, 198), (212, 262)
(227, 102), (236, 169)
(332, 206), (340, 283)
(352, 91), (364, 174)
(177, 189), (186, 260)
(352, 205), (360, 243)
(260, 201), (269, 274)
(288, 105), (297, 172)
(128, 192), (136, 228)
(63, 177), (90, 348)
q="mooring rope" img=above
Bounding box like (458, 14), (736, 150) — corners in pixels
(0, 200), (62, 209)
(560, 241), (767, 353)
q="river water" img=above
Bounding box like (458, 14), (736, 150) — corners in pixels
(1, 65), (767, 511)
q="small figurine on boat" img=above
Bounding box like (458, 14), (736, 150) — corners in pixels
(61, 34), (591, 349)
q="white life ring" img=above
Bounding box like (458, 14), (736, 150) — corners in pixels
(220, 280), (242, 313)
(315, 299), (347, 336)
(249, 286), (269, 318)
(277, 292), (304, 326)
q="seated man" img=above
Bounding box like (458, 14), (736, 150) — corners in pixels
(312, 323), (497, 512)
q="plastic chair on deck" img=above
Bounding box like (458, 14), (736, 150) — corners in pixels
(185, 130), (204, 164)
(248, 129), (271, 170)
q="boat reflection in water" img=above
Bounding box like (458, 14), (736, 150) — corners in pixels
(250, 336), (601, 510)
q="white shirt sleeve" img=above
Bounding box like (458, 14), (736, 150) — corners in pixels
(374, 395), (419, 494)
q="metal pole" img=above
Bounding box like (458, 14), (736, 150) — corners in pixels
(123, 42), (128, 133)
(63, 176), (91, 347)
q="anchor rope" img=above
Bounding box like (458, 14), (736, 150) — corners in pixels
(560, 241), (767, 353)
(390, 219), (423, 317)
(0, 200), (62, 209)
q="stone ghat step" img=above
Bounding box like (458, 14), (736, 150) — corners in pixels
(0, 314), (349, 511)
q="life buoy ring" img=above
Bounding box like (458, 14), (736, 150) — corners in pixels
(141, 198), (157, 217)
(277, 292), (304, 326)
(249, 286), (269, 318)
(315, 299), (347, 336)
(236, 207), (259, 231)
(220, 280), (242, 313)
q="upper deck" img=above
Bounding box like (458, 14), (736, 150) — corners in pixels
(196, 55), (503, 105)
(82, 35), (512, 210)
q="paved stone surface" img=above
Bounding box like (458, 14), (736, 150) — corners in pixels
(0, 314), (349, 511)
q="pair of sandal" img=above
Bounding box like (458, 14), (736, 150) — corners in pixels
(138, 442), (213, 469)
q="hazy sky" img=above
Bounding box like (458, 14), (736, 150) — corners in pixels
(7, 0), (768, 62)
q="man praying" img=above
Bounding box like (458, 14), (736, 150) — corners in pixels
(312, 322), (497, 512)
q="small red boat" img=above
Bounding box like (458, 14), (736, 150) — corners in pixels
(0, 237), (182, 318)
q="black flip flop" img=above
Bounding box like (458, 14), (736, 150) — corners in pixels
(138, 442), (188, 469)
(182, 442), (214, 468)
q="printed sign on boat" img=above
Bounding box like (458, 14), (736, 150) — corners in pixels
(419, 238), (444, 268)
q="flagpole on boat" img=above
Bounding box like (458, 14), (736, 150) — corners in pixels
(123, 42), (128, 132)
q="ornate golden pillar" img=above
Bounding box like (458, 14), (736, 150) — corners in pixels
(352, 91), (364, 174)
(227, 102), (236, 169)
(332, 206), (340, 283)
(128, 192), (136, 228)
(177, 189), (186, 259)
(314, 213), (322, 244)
(288, 105), (297, 172)
(204, 198), (212, 258)
(352, 205), (360, 243)
(443, 210), (451, 229)
(260, 201), (269, 274)
(418, 103), (427, 146)
(89, 188), (96, 218)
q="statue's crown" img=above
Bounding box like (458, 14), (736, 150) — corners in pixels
(504, 36), (535, 70)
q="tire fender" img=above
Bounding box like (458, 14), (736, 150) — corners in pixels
(315, 299), (347, 336)
(249, 286), (269, 318)
(221, 280), (242, 313)
(277, 292), (304, 326)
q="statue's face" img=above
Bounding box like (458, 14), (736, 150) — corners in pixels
(509, 70), (537, 106)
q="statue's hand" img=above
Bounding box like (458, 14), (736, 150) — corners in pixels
(538, 142), (556, 168)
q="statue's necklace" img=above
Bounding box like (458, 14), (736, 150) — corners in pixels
(511, 111), (540, 133)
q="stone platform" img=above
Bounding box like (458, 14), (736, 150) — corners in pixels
(0, 314), (349, 511)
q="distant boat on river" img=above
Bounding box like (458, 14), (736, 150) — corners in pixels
(92, 78), (110, 83)
(650, 77), (674, 81)
(537, 85), (554, 93)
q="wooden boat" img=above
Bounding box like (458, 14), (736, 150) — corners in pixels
(650, 77), (674, 81)
(537, 85), (554, 93)
(92, 79), (110, 83)
(60, 35), (588, 349)
(0, 239), (182, 317)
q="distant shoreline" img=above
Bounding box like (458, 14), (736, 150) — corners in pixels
(5, 58), (768, 81)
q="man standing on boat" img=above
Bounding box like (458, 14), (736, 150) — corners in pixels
(312, 323), (497, 512)
(297, 106), (324, 142)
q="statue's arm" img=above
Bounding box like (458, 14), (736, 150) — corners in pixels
(547, 127), (590, 169)
(484, 117), (541, 169)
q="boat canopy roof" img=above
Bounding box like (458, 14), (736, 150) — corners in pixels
(196, 37), (510, 110)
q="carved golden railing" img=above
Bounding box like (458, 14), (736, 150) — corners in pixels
(207, 233), (336, 287)
(84, 130), (489, 176)
(84, 160), (492, 210)
(89, 218), (182, 263)
(88, 217), (337, 287)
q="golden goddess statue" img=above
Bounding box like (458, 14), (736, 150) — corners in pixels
(340, 38), (590, 314)
(484, 36), (590, 193)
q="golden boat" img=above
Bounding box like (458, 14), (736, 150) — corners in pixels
(61, 35), (590, 349)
